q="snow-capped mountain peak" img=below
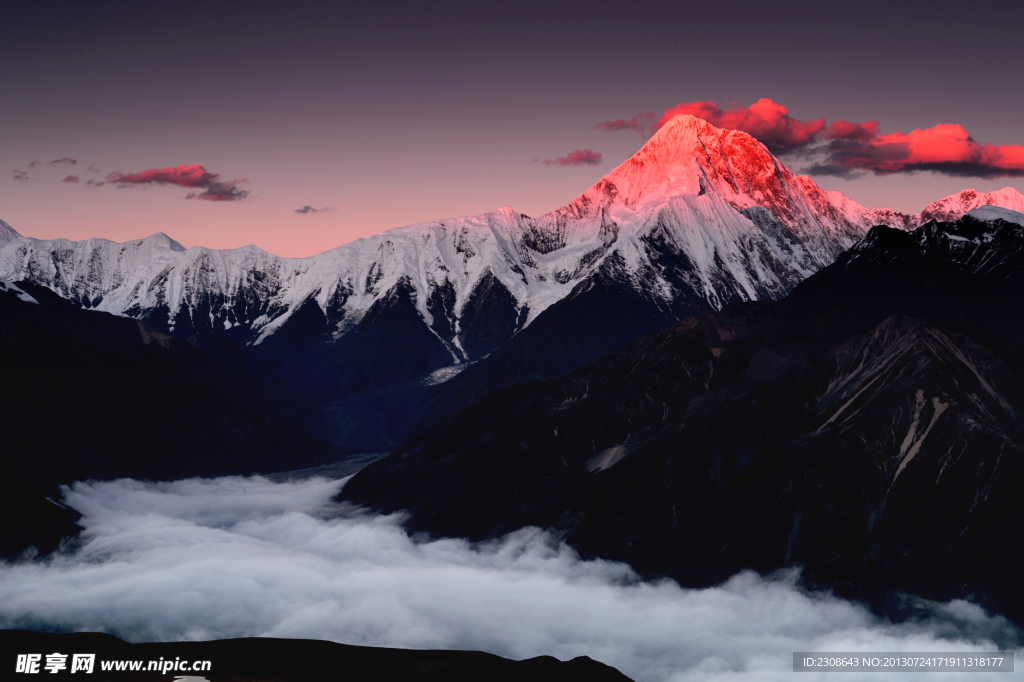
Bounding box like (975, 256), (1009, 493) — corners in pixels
(582, 114), (807, 221)
(1, 117), (1022, 398)
(965, 204), (1024, 227)
(0, 219), (21, 248)
(920, 187), (1024, 224)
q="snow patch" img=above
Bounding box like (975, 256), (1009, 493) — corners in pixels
(965, 205), (1024, 227)
(420, 362), (475, 386)
(892, 390), (949, 483)
(587, 444), (633, 472)
(0, 278), (38, 304)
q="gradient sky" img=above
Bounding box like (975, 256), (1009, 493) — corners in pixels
(3, 0), (1023, 257)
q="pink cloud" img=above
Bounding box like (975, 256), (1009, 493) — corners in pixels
(63, 175), (80, 183)
(106, 164), (249, 201)
(814, 123), (1024, 178)
(824, 119), (880, 142)
(538, 149), (603, 167)
(108, 165), (217, 188)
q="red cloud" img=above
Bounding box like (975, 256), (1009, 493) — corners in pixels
(815, 123), (1024, 178)
(643, 98), (1024, 178)
(656, 99), (828, 154)
(538, 149), (603, 167)
(63, 175), (79, 183)
(106, 164), (249, 201)
(594, 112), (655, 134)
(108, 165), (217, 188)
(824, 119), (880, 142)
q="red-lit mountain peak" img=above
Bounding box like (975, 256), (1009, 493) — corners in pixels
(568, 113), (865, 252)
(595, 113), (787, 210)
(918, 187), (1024, 224)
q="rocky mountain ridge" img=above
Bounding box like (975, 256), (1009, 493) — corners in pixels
(2, 116), (1022, 448)
(341, 208), (1024, 623)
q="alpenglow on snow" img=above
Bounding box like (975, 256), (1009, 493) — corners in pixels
(2, 114), (1022, 384)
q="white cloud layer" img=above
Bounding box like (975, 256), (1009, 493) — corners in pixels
(0, 476), (1018, 682)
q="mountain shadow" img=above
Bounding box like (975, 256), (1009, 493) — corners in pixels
(341, 215), (1024, 625)
(0, 281), (338, 559)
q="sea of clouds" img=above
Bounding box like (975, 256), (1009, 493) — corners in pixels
(0, 475), (1018, 682)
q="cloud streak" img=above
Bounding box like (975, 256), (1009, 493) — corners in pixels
(49, 157), (77, 165)
(537, 149), (603, 167)
(63, 175), (79, 183)
(106, 164), (249, 201)
(0, 476), (1017, 682)
(594, 113), (655, 135)
(12, 170), (29, 182)
(295, 205), (332, 214)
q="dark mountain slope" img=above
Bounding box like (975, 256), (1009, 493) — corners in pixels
(399, 242), (741, 441)
(341, 215), (1024, 623)
(0, 281), (338, 558)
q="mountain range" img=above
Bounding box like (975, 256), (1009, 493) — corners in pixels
(4, 115), (1023, 450)
(4, 113), (1024, 633)
(341, 207), (1024, 624)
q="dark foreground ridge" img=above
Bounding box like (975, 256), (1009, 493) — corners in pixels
(341, 215), (1024, 625)
(0, 630), (634, 682)
(0, 281), (338, 559)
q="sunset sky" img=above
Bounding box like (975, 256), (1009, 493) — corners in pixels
(3, 0), (1023, 257)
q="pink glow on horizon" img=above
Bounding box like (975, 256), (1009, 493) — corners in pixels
(6, 102), (1024, 259)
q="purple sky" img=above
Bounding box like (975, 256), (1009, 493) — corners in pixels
(2, 1), (1023, 257)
